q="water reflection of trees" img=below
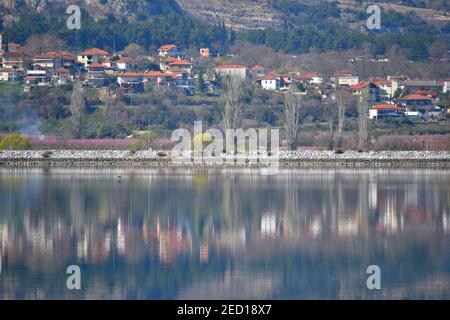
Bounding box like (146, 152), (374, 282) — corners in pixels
(0, 168), (449, 299)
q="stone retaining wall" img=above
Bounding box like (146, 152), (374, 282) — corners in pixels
(0, 150), (449, 168)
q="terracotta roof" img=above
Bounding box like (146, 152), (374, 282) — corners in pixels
(351, 82), (378, 90)
(395, 94), (432, 101)
(80, 48), (109, 56)
(413, 90), (438, 97)
(374, 80), (391, 86)
(144, 71), (173, 77)
(169, 59), (191, 66)
(158, 45), (177, 52)
(115, 57), (130, 63)
(215, 65), (248, 70)
(118, 72), (144, 77)
(161, 57), (178, 63)
(371, 104), (403, 110)
(88, 63), (106, 69)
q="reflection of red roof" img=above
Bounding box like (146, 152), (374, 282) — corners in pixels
(395, 94), (432, 101)
(405, 207), (427, 222)
(80, 48), (109, 56)
(0, 68), (14, 72)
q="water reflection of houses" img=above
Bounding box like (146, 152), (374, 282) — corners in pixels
(0, 168), (449, 299)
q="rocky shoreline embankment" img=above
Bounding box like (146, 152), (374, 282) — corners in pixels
(1, 150), (450, 168)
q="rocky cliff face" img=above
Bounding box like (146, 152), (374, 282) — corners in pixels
(0, 0), (182, 22)
(0, 0), (447, 30)
(175, 0), (285, 30)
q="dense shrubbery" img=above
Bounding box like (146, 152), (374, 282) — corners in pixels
(0, 134), (31, 150)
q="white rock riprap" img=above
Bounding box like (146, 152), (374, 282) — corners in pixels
(0, 150), (449, 167)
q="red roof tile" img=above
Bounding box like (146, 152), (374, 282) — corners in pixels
(351, 82), (379, 90)
(395, 94), (432, 101)
(371, 104), (403, 110)
(118, 72), (144, 77)
(215, 65), (248, 70)
(158, 45), (177, 52)
(88, 63), (106, 69)
(80, 48), (109, 56)
(169, 59), (191, 66)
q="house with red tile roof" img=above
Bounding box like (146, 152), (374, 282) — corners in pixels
(255, 73), (291, 91)
(394, 94), (433, 112)
(157, 44), (180, 58)
(0, 68), (20, 82)
(159, 56), (178, 71)
(200, 48), (219, 58)
(77, 48), (110, 68)
(87, 63), (108, 87)
(1, 51), (31, 70)
(215, 65), (249, 80)
(168, 59), (192, 73)
(351, 82), (384, 103)
(369, 104), (405, 119)
(250, 65), (267, 79)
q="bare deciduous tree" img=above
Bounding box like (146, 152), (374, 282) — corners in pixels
(24, 34), (67, 55)
(322, 100), (336, 150)
(70, 81), (85, 139)
(357, 87), (371, 152)
(284, 87), (302, 150)
(223, 76), (243, 130)
(334, 89), (347, 150)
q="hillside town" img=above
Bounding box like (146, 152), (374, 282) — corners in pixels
(1, 32), (449, 122)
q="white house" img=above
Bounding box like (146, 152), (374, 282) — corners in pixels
(257, 75), (281, 91)
(215, 65), (249, 80)
(0, 68), (19, 82)
(117, 72), (144, 86)
(77, 48), (109, 68)
(443, 79), (450, 93)
(115, 57), (131, 71)
(369, 104), (404, 119)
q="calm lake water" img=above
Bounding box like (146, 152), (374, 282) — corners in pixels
(0, 167), (449, 300)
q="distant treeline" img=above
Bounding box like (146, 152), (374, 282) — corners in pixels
(0, 2), (448, 60)
(1, 8), (234, 52)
